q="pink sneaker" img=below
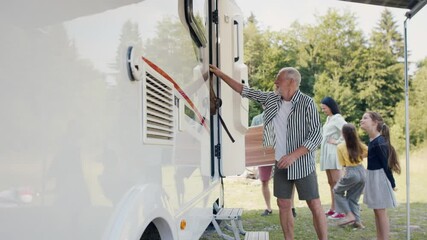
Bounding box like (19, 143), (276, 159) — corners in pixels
(325, 209), (335, 216)
(328, 212), (346, 220)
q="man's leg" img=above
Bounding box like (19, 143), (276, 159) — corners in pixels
(277, 198), (294, 240)
(259, 166), (273, 215)
(306, 198), (328, 240)
(261, 179), (272, 212)
(273, 165), (295, 239)
(296, 171), (327, 240)
(291, 185), (297, 217)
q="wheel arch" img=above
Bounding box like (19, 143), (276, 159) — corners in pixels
(103, 183), (176, 240)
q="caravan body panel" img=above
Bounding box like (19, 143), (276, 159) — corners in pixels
(0, 0), (249, 239)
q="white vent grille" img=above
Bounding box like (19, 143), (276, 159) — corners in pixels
(142, 67), (174, 144)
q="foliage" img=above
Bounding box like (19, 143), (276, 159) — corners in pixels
(243, 14), (270, 120)
(241, 8), (418, 147)
(244, 15), (298, 121)
(360, 9), (404, 121)
(391, 57), (427, 152)
(371, 9), (405, 58)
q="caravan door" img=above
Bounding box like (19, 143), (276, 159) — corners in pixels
(216, 0), (249, 176)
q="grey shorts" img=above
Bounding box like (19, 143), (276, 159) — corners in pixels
(273, 165), (320, 201)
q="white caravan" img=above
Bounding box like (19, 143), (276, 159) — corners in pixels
(0, 0), (248, 239)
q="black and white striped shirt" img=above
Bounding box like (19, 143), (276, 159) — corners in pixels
(242, 86), (322, 180)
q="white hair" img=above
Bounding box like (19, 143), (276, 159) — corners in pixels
(279, 67), (301, 87)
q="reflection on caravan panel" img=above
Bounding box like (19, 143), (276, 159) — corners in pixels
(0, 0), (213, 239)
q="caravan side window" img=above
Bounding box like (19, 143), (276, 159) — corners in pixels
(184, 0), (207, 48)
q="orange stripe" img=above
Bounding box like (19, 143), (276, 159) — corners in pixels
(142, 57), (210, 132)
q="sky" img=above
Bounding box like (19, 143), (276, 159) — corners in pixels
(234, 0), (427, 64)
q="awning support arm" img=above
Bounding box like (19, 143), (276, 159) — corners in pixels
(405, 0), (427, 18)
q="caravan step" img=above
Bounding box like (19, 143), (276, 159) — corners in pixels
(244, 231), (269, 240)
(214, 208), (243, 220)
(212, 207), (269, 240)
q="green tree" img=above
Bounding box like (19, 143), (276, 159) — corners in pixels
(243, 14), (270, 120)
(304, 9), (366, 124)
(244, 15), (298, 121)
(391, 58), (427, 152)
(244, 13), (268, 86)
(371, 9), (404, 58)
(286, 21), (319, 96)
(359, 9), (405, 121)
(253, 30), (298, 91)
(242, 8), (407, 135)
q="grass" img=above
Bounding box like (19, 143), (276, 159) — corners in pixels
(201, 147), (427, 239)
(202, 203), (427, 239)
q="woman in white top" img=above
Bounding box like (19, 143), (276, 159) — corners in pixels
(319, 97), (347, 219)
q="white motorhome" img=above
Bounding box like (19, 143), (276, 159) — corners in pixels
(0, 0), (249, 239)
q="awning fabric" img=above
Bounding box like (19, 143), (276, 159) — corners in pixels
(339, 0), (421, 10)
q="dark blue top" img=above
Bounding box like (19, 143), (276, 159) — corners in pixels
(367, 135), (396, 188)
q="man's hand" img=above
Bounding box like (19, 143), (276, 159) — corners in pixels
(209, 64), (243, 94)
(277, 154), (297, 169)
(209, 64), (221, 76)
(276, 147), (309, 169)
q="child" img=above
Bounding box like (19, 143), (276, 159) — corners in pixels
(360, 111), (401, 240)
(333, 123), (368, 229)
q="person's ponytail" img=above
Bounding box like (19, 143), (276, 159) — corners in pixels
(381, 123), (401, 174)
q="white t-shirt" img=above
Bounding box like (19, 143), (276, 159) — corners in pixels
(273, 100), (293, 161)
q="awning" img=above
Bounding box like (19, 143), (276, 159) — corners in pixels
(339, 0), (426, 17)
(339, 0), (418, 9)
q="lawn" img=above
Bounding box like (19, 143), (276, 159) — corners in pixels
(201, 147), (427, 239)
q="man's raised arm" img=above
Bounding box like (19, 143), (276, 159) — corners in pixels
(210, 64), (243, 94)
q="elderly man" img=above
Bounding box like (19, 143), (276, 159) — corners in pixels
(210, 65), (327, 240)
